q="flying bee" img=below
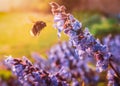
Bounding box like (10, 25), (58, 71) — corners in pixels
(30, 21), (46, 36)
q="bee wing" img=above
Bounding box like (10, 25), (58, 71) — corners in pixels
(30, 28), (36, 37)
(28, 15), (40, 23)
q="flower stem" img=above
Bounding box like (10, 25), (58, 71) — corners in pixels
(109, 58), (120, 79)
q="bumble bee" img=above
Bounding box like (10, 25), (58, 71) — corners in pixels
(30, 21), (46, 36)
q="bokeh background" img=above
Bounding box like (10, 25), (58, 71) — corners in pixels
(0, 0), (120, 85)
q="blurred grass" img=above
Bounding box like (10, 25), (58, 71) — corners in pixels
(0, 12), (68, 58)
(73, 11), (120, 39)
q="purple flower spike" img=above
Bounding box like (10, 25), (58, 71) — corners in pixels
(50, 2), (110, 72)
(5, 56), (69, 86)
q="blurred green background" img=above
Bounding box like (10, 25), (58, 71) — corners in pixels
(0, 0), (120, 83)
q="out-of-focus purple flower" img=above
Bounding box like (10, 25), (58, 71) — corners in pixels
(47, 41), (99, 85)
(103, 35), (120, 64)
(107, 69), (120, 86)
(102, 35), (120, 86)
(5, 56), (69, 86)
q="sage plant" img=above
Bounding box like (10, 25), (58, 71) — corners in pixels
(32, 42), (99, 85)
(5, 56), (69, 86)
(50, 2), (120, 86)
(50, 1), (110, 72)
(103, 35), (120, 86)
(3, 2), (120, 86)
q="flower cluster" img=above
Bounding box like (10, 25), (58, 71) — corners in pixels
(50, 2), (111, 72)
(107, 69), (120, 86)
(4, 41), (99, 86)
(50, 2), (120, 86)
(5, 56), (68, 86)
(103, 35), (120, 86)
(32, 42), (99, 85)
(103, 35), (120, 64)
(3, 36), (120, 86)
